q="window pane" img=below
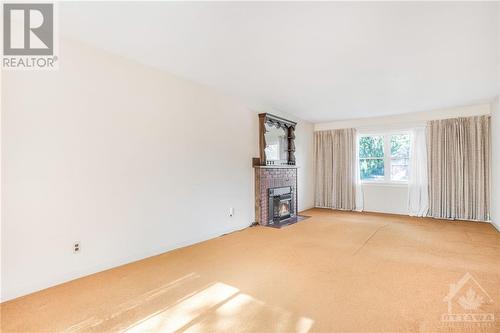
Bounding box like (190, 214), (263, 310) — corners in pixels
(359, 136), (384, 158)
(391, 158), (409, 166)
(391, 162), (409, 181)
(391, 134), (410, 159)
(360, 158), (384, 181)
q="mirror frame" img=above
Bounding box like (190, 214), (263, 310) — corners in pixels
(258, 113), (297, 166)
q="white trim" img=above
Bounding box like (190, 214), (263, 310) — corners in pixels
(362, 182), (408, 188)
(358, 128), (417, 136)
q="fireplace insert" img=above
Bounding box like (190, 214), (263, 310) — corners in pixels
(268, 186), (295, 224)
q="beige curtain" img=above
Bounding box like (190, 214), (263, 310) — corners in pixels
(314, 129), (357, 210)
(427, 115), (491, 221)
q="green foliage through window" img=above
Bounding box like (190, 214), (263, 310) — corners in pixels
(359, 134), (410, 182)
(359, 136), (384, 181)
(360, 158), (384, 180)
(359, 136), (383, 158)
(390, 134), (410, 181)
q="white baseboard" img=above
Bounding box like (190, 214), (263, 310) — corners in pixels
(491, 221), (500, 232)
(299, 206), (315, 213)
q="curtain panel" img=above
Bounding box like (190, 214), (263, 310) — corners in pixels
(408, 127), (429, 217)
(314, 129), (358, 210)
(427, 115), (491, 221)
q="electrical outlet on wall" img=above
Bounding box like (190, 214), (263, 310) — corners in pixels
(229, 208), (234, 217)
(73, 241), (80, 254)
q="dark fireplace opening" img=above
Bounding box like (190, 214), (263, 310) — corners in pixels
(268, 186), (295, 224)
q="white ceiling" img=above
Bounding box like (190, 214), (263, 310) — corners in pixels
(61, 2), (498, 123)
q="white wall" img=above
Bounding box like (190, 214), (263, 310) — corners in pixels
(493, 3), (500, 230)
(1, 38), (314, 301)
(361, 184), (408, 215)
(314, 104), (492, 216)
(492, 98), (500, 230)
(295, 121), (315, 211)
(315, 104), (492, 131)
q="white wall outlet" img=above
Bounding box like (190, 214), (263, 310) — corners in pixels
(73, 241), (80, 254)
(229, 208), (234, 217)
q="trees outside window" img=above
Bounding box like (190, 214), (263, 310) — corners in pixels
(390, 134), (410, 181)
(359, 136), (384, 181)
(359, 133), (410, 183)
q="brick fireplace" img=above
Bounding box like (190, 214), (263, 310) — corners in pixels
(254, 166), (298, 226)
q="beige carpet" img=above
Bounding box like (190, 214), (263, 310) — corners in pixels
(2, 209), (500, 332)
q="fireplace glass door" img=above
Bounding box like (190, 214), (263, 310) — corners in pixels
(279, 200), (291, 218)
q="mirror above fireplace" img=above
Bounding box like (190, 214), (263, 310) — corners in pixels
(264, 123), (288, 164)
(257, 113), (297, 166)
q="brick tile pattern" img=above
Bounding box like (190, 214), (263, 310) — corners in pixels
(255, 167), (297, 225)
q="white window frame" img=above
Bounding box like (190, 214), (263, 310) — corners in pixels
(359, 131), (410, 185)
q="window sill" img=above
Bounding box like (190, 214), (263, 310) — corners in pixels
(361, 182), (408, 188)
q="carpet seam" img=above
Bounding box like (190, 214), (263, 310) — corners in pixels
(352, 223), (389, 255)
